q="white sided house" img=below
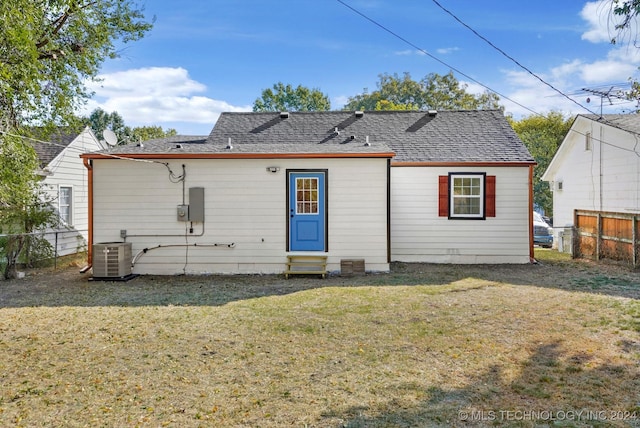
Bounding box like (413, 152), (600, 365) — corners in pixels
(541, 114), (640, 245)
(33, 127), (105, 256)
(389, 110), (535, 264)
(81, 110), (535, 276)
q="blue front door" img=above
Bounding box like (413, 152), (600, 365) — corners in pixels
(289, 171), (326, 251)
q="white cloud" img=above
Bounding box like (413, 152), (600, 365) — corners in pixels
(500, 59), (637, 119)
(580, 0), (639, 44)
(332, 95), (350, 108)
(459, 81), (486, 95)
(394, 49), (425, 56)
(543, 46), (640, 85)
(495, 0), (640, 120)
(82, 67), (252, 132)
(436, 47), (460, 55)
(580, 59), (637, 82)
(581, 1), (615, 43)
(548, 60), (584, 84)
(499, 70), (569, 117)
(89, 67), (206, 97)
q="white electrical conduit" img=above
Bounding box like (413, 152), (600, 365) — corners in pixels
(131, 242), (236, 266)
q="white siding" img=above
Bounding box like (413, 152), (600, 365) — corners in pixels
(92, 158), (389, 275)
(41, 128), (103, 256)
(391, 166), (530, 263)
(547, 117), (640, 242)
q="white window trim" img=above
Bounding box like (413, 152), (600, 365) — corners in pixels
(295, 177), (319, 215)
(59, 185), (73, 226)
(449, 173), (485, 219)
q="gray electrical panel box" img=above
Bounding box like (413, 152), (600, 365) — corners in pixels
(188, 187), (205, 222)
(177, 204), (189, 221)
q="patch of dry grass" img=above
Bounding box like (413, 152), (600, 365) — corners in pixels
(0, 251), (639, 427)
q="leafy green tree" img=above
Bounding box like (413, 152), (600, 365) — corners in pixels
(605, 1), (640, 105)
(609, 0), (640, 45)
(0, 132), (58, 278)
(508, 112), (572, 218)
(253, 83), (331, 112)
(343, 71), (502, 111)
(374, 100), (419, 111)
(0, 0), (153, 278)
(0, 0), (153, 128)
(87, 108), (128, 143)
(86, 108), (177, 144)
(129, 126), (178, 142)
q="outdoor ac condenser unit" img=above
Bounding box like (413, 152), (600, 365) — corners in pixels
(92, 242), (132, 278)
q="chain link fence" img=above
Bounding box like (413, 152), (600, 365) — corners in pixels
(0, 229), (87, 273)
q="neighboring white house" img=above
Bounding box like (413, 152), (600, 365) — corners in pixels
(541, 114), (640, 247)
(32, 127), (106, 256)
(81, 110), (535, 276)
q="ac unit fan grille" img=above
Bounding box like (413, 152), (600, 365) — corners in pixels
(93, 242), (132, 278)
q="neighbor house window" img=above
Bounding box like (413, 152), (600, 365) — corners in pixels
(59, 186), (72, 225)
(439, 173), (496, 219)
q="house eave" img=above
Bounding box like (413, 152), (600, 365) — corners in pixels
(80, 152), (396, 160)
(391, 161), (537, 167)
(35, 168), (54, 177)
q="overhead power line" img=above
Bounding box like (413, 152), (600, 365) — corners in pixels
(0, 129), (158, 164)
(335, 0), (640, 157)
(429, 0), (600, 117)
(335, 0), (541, 116)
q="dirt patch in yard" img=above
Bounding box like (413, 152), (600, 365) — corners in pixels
(1, 250), (639, 307)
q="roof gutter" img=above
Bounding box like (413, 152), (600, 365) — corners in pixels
(80, 152), (396, 160)
(392, 161), (537, 167)
(82, 157), (93, 271)
(529, 164), (535, 263)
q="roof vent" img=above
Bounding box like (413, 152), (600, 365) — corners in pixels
(175, 144), (183, 149)
(226, 137), (233, 150)
(355, 111), (364, 118)
(364, 136), (370, 147)
(428, 110), (438, 116)
(334, 127), (340, 136)
(280, 111), (289, 119)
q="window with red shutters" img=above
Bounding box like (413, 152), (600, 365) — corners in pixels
(438, 174), (495, 219)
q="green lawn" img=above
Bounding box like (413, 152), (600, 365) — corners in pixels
(0, 251), (639, 427)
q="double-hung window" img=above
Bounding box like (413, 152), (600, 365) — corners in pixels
(439, 173), (496, 219)
(59, 186), (72, 225)
(451, 174), (484, 218)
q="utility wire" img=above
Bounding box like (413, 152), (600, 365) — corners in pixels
(430, 0), (601, 117)
(335, 0), (541, 116)
(0, 129), (156, 164)
(338, 0), (640, 157)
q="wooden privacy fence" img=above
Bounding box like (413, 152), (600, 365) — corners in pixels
(574, 210), (640, 268)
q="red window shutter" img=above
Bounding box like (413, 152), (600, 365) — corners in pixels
(438, 176), (448, 217)
(486, 175), (496, 217)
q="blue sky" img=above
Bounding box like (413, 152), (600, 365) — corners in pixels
(83, 0), (640, 135)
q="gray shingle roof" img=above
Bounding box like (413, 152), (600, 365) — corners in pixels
(581, 114), (640, 135)
(99, 110), (534, 163)
(31, 129), (78, 167)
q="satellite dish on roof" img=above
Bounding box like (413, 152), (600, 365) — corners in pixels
(103, 129), (118, 146)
